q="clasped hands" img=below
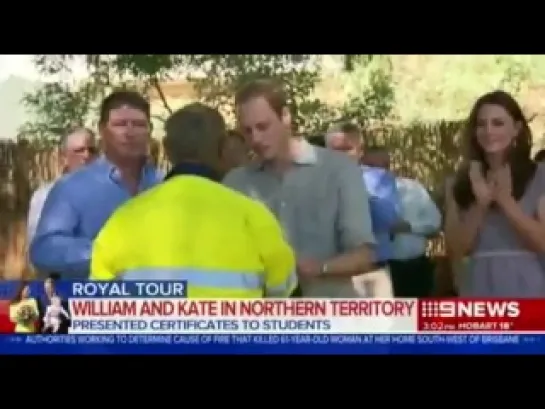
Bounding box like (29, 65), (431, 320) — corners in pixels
(469, 161), (513, 208)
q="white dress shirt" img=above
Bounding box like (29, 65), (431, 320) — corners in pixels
(392, 177), (442, 260)
(27, 182), (55, 244)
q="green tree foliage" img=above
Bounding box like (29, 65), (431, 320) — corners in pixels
(20, 54), (545, 144)
(336, 55), (395, 127)
(391, 55), (544, 123)
(183, 54), (329, 132)
(19, 54), (394, 141)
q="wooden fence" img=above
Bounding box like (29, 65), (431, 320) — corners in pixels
(0, 120), (464, 279)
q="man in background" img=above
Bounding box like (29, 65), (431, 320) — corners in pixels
(325, 123), (363, 162)
(360, 145), (405, 262)
(90, 103), (297, 299)
(325, 126), (398, 297)
(30, 90), (162, 279)
(27, 127), (97, 244)
(390, 173), (442, 297)
(36, 273), (71, 334)
(222, 130), (250, 173)
(224, 79), (376, 298)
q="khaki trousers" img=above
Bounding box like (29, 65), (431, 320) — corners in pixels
(352, 267), (394, 298)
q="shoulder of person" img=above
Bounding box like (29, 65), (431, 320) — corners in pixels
(398, 176), (426, 191)
(314, 146), (350, 167)
(316, 148), (363, 180)
(20, 298), (37, 308)
(223, 166), (252, 187)
(149, 166), (165, 181)
(53, 163), (99, 190)
(218, 180), (262, 208)
(32, 181), (56, 197)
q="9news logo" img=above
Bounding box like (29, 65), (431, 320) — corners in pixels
(419, 300), (520, 319)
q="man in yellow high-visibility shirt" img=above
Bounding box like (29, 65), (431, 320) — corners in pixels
(90, 103), (298, 298)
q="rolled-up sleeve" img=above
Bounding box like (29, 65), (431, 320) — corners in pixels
(337, 161), (376, 250)
(30, 182), (92, 278)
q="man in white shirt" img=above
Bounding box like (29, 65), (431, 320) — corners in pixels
(390, 175), (442, 297)
(27, 127), (97, 243)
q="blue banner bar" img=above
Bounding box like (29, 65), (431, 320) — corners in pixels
(0, 281), (187, 299)
(1, 333), (544, 355)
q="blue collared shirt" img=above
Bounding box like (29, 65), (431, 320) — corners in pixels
(30, 156), (163, 279)
(362, 165), (401, 263)
(392, 177), (441, 260)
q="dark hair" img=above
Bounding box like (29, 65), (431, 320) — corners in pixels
(453, 90), (536, 210)
(534, 149), (545, 163)
(99, 90), (150, 125)
(164, 103), (226, 163)
(46, 273), (60, 282)
(308, 134), (326, 147)
(365, 144), (388, 154)
(10, 281), (30, 304)
(235, 79), (288, 117)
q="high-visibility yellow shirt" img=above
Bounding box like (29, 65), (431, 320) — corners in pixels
(90, 175), (297, 298)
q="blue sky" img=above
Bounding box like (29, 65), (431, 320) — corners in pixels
(0, 55), (91, 139)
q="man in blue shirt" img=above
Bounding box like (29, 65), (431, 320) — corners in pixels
(361, 145), (406, 264)
(30, 91), (163, 279)
(326, 124), (402, 297)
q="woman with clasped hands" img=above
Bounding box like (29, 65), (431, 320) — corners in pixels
(445, 90), (545, 297)
(9, 281), (39, 333)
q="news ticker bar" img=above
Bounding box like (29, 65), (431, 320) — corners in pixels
(2, 333), (545, 355)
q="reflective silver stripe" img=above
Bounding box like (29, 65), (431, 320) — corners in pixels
(265, 271), (297, 297)
(122, 268), (263, 290)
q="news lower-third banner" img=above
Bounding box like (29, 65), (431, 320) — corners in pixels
(0, 333), (541, 354)
(1, 280), (545, 354)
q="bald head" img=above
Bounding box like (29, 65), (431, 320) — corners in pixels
(61, 127), (97, 172)
(163, 103), (226, 169)
(325, 122), (363, 162)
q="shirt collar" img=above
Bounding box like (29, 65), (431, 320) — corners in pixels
(250, 137), (318, 171)
(97, 155), (154, 184)
(164, 162), (221, 182)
